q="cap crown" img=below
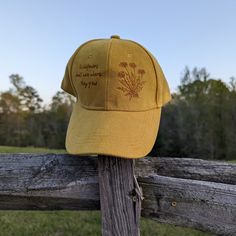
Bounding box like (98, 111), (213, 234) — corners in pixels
(62, 36), (171, 111)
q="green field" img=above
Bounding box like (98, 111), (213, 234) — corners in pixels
(0, 146), (214, 236)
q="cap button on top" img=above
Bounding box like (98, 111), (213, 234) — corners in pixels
(110, 35), (120, 39)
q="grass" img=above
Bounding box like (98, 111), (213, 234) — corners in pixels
(0, 146), (66, 154)
(0, 146), (215, 236)
(229, 160), (236, 163)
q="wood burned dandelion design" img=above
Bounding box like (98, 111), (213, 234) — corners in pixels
(117, 62), (146, 100)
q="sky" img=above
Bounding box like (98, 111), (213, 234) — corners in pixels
(0, 0), (236, 104)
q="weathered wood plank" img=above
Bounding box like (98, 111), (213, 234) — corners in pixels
(0, 153), (100, 210)
(137, 157), (236, 184)
(0, 154), (236, 235)
(98, 156), (141, 236)
(139, 175), (236, 236)
(1, 154), (236, 185)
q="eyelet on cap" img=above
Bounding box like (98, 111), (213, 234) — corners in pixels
(110, 35), (120, 39)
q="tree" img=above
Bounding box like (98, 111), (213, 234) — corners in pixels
(153, 67), (236, 161)
(19, 86), (43, 112)
(9, 74), (43, 112)
(51, 91), (74, 113)
(40, 91), (75, 148)
(0, 74), (43, 146)
(229, 77), (236, 91)
(0, 91), (21, 113)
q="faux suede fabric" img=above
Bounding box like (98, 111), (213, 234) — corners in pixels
(61, 35), (171, 158)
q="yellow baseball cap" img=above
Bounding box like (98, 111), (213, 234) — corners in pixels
(61, 35), (171, 159)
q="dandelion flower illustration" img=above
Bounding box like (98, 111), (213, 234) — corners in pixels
(119, 62), (128, 68)
(138, 69), (145, 76)
(117, 71), (126, 78)
(117, 62), (146, 100)
(129, 62), (137, 68)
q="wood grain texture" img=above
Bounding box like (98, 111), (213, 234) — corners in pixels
(139, 175), (236, 236)
(0, 153), (100, 210)
(0, 154), (236, 235)
(136, 156), (236, 184)
(98, 155), (141, 236)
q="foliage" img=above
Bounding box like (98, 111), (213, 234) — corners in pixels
(150, 67), (236, 160)
(0, 75), (74, 149)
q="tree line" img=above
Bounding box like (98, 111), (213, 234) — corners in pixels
(0, 74), (74, 148)
(0, 68), (236, 160)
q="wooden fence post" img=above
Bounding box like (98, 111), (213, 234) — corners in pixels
(98, 155), (142, 236)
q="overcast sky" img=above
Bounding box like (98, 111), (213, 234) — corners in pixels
(1, 0), (236, 104)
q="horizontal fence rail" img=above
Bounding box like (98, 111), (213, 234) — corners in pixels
(0, 154), (236, 235)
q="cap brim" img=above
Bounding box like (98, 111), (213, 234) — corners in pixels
(65, 101), (161, 159)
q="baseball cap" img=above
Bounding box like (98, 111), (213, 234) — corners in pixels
(61, 35), (171, 159)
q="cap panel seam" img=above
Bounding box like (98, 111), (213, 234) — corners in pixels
(126, 39), (159, 105)
(79, 102), (159, 112)
(105, 39), (113, 110)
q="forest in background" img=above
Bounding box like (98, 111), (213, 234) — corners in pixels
(0, 67), (236, 161)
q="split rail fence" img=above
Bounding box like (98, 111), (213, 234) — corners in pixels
(0, 154), (235, 236)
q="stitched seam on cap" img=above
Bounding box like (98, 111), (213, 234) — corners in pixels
(68, 51), (79, 98)
(105, 39), (112, 110)
(69, 39), (103, 99)
(80, 102), (159, 112)
(126, 39), (159, 105)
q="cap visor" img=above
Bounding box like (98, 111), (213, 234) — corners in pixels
(65, 101), (161, 159)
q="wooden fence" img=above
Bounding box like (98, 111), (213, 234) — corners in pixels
(0, 154), (236, 235)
